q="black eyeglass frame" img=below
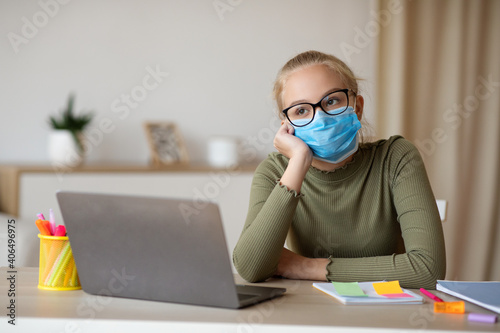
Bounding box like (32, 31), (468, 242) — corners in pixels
(281, 88), (357, 127)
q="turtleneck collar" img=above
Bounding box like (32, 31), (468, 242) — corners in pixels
(307, 147), (366, 182)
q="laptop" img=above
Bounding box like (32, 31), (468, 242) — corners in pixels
(56, 191), (286, 309)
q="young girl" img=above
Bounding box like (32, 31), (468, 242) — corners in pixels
(233, 50), (446, 289)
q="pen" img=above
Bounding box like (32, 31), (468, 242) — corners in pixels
(42, 220), (53, 236)
(420, 288), (444, 302)
(49, 208), (56, 235)
(35, 219), (51, 236)
(54, 225), (67, 236)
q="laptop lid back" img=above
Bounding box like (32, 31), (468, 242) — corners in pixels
(56, 191), (240, 308)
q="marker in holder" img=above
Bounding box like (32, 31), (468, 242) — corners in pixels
(38, 234), (81, 290)
(434, 301), (465, 314)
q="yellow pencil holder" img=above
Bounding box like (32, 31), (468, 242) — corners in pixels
(38, 234), (81, 290)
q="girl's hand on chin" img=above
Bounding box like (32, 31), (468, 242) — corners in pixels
(273, 122), (312, 162)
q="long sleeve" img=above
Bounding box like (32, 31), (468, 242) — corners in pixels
(324, 139), (446, 289)
(232, 159), (301, 282)
(233, 136), (446, 289)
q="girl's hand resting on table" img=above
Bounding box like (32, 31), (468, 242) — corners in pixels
(275, 248), (329, 281)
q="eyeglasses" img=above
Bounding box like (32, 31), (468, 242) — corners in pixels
(282, 89), (356, 127)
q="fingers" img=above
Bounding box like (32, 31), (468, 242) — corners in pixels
(277, 121), (294, 135)
(274, 121), (311, 160)
(274, 123), (289, 149)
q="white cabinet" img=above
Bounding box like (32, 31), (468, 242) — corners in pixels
(0, 165), (255, 268)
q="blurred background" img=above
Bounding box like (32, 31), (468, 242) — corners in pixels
(0, 0), (498, 281)
(0, 0), (377, 164)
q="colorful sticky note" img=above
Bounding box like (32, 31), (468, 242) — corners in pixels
(372, 281), (404, 295)
(332, 282), (367, 296)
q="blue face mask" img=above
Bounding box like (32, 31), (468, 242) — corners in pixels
(293, 106), (361, 164)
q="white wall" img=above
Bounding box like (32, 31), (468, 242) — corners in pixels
(0, 0), (377, 164)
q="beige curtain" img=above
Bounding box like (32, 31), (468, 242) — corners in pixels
(376, 0), (500, 281)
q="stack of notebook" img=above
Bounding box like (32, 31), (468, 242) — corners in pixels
(436, 280), (500, 314)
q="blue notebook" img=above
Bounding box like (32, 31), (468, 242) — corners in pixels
(436, 280), (500, 314)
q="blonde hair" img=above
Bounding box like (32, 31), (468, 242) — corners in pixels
(273, 50), (361, 111)
(273, 50), (372, 141)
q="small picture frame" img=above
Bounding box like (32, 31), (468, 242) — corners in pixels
(143, 122), (189, 166)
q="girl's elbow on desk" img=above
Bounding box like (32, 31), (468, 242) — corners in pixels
(404, 255), (446, 289)
(236, 267), (274, 284)
(233, 254), (275, 283)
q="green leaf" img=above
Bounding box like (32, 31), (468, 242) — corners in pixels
(48, 94), (94, 132)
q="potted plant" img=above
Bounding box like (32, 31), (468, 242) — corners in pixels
(47, 94), (93, 167)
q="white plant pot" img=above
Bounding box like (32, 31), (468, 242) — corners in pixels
(47, 130), (83, 167)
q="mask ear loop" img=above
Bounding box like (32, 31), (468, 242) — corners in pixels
(352, 91), (357, 113)
(352, 92), (362, 145)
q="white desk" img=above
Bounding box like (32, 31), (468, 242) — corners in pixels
(1, 268), (499, 332)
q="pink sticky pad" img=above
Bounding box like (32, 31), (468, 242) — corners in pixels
(382, 293), (414, 298)
(468, 313), (498, 324)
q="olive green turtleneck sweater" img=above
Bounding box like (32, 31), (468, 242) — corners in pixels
(233, 136), (446, 289)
